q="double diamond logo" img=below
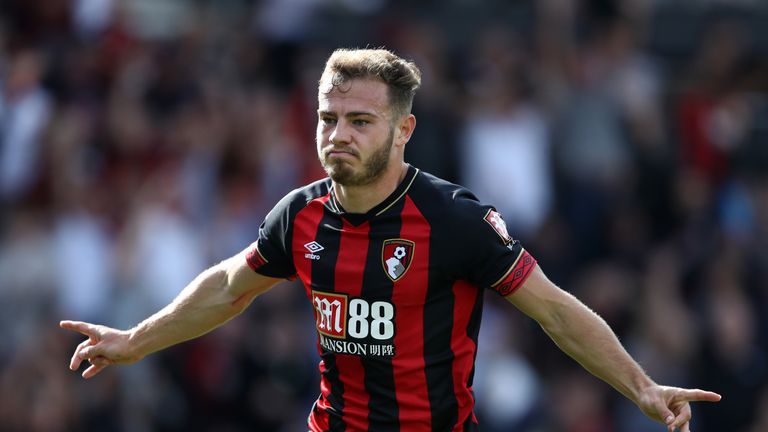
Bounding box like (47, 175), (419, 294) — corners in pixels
(304, 241), (324, 260)
(304, 241), (325, 253)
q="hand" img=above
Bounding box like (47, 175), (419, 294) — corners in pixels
(637, 385), (721, 432)
(59, 320), (143, 379)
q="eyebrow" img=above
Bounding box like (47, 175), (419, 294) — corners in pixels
(318, 110), (380, 118)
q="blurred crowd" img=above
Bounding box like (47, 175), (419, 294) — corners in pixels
(1, 0), (767, 431)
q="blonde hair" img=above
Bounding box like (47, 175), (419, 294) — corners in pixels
(319, 48), (422, 118)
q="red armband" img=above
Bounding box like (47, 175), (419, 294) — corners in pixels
(492, 250), (536, 297)
(245, 243), (268, 271)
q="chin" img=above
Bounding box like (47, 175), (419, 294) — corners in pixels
(325, 164), (354, 184)
(330, 173), (356, 186)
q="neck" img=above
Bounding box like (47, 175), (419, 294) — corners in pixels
(334, 162), (409, 214)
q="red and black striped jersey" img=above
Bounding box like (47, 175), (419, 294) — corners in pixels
(246, 165), (536, 431)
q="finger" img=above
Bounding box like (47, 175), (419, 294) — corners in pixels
(70, 339), (93, 370)
(681, 421), (690, 432)
(82, 363), (107, 379)
(60, 321), (101, 339)
(671, 403), (692, 429)
(90, 356), (113, 368)
(673, 389), (722, 402)
(655, 402), (675, 426)
(79, 345), (103, 360)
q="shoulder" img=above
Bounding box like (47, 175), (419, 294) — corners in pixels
(258, 177), (331, 247)
(411, 169), (514, 244)
(410, 170), (491, 220)
(270, 177), (333, 216)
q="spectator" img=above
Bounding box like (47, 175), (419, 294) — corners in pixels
(0, 49), (51, 203)
(1, 1), (765, 430)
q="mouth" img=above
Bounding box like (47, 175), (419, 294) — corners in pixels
(325, 149), (358, 159)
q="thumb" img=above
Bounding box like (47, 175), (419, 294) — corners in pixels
(79, 345), (102, 360)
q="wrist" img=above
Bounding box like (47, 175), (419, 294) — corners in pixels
(125, 327), (149, 361)
(631, 375), (657, 405)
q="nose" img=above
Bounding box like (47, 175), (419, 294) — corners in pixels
(328, 121), (351, 145)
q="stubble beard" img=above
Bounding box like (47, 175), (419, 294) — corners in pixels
(319, 128), (394, 187)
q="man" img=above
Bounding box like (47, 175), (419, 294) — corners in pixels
(61, 48), (720, 431)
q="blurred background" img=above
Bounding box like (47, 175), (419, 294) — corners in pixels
(1, 0), (767, 431)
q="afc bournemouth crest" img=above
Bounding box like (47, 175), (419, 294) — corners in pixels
(484, 209), (513, 244)
(382, 239), (415, 282)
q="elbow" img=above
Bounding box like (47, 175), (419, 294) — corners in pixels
(202, 263), (247, 314)
(230, 289), (259, 312)
(537, 296), (575, 335)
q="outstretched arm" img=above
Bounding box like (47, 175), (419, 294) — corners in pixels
(60, 248), (281, 378)
(506, 265), (721, 432)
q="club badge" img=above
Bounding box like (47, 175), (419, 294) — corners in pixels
(484, 209), (513, 244)
(381, 239), (415, 282)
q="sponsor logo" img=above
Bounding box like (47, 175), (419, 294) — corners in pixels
(311, 290), (396, 357)
(319, 334), (395, 357)
(484, 209), (513, 244)
(381, 239), (415, 281)
(313, 291), (348, 338)
(304, 241), (324, 260)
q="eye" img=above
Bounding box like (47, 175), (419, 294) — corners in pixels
(352, 119), (369, 126)
(320, 116), (337, 126)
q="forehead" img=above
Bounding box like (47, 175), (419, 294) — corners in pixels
(318, 78), (391, 116)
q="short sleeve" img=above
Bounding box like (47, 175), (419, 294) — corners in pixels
(245, 195), (298, 279)
(458, 204), (537, 296)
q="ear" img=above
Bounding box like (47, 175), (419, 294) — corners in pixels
(394, 114), (416, 149)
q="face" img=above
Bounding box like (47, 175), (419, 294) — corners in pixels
(316, 78), (398, 187)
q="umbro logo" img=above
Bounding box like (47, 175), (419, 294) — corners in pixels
(304, 241), (324, 253)
(304, 241), (324, 260)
